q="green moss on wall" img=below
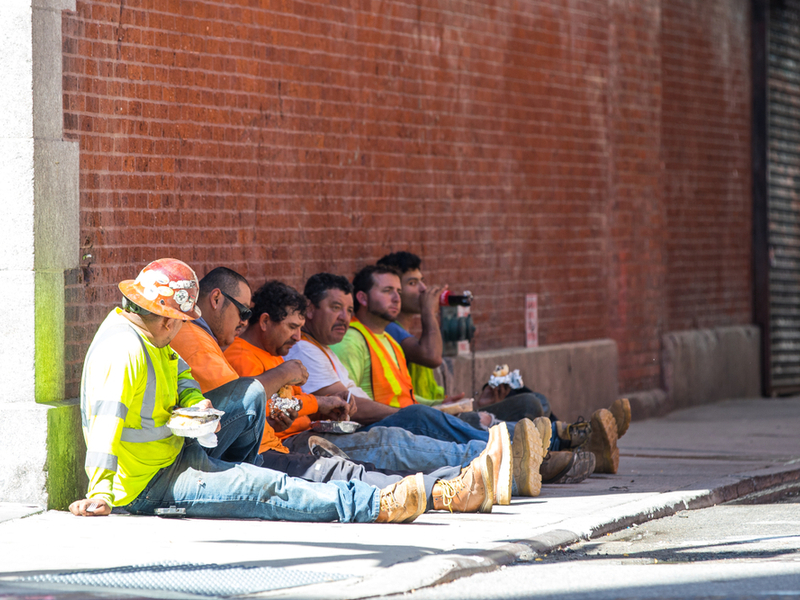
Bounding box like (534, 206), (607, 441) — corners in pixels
(45, 403), (87, 510)
(34, 270), (65, 405)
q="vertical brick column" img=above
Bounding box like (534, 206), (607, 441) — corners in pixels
(0, 0), (82, 508)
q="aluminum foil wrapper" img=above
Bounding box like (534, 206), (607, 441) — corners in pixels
(310, 420), (362, 434)
(488, 369), (524, 389)
(167, 406), (224, 446)
(269, 394), (301, 419)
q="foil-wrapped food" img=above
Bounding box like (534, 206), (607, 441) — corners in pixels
(310, 420), (362, 434)
(487, 364), (524, 389)
(167, 406), (224, 437)
(269, 385), (302, 419)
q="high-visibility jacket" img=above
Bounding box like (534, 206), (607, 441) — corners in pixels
(348, 319), (416, 408)
(80, 309), (205, 506)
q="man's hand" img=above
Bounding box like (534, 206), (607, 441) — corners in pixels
(268, 407), (298, 432)
(194, 399), (221, 432)
(420, 284), (445, 317)
(273, 360), (309, 387)
(315, 395), (351, 422)
(330, 389), (359, 418)
(69, 498), (111, 517)
(442, 393), (466, 405)
(477, 383), (511, 408)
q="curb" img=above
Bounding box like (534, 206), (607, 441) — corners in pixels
(260, 463), (800, 600)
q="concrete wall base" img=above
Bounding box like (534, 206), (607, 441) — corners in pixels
(661, 325), (762, 411)
(446, 340), (619, 422)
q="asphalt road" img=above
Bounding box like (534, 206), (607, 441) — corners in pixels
(391, 491), (800, 600)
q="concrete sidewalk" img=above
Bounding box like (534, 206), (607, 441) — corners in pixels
(1, 397), (799, 600)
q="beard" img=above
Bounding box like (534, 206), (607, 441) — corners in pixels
(367, 297), (398, 323)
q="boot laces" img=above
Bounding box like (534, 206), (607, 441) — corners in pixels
(437, 477), (465, 512)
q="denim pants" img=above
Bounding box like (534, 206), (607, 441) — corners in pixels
(260, 450), (462, 508)
(364, 404), (518, 442)
(283, 424), (486, 472)
(126, 378), (380, 523)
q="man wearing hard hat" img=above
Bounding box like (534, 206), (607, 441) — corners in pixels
(69, 258), (426, 524)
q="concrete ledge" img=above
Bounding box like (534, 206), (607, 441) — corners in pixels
(446, 339), (619, 421)
(662, 326), (761, 411)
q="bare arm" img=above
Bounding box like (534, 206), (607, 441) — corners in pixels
(255, 359), (308, 397)
(399, 285), (444, 368)
(311, 380), (398, 425)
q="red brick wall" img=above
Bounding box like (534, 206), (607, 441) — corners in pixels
(62, 0), (752, 397)
(662, 1), (753, 333)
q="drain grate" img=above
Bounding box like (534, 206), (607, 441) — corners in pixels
(17, 561), (354, 597)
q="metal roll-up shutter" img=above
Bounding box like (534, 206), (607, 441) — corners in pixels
(768, 0), (800, 392)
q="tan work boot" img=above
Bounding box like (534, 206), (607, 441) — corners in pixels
(511, 418), (546, 497)
(541, 450), (596, 484)
(433, 454), (493, 514)
(555, 419), (592, 449)
(584, 408), (619, 474)
(376, 473), (426, 523)
(609, 398), (631, 438)
(532, 416), (552, 453)
(484, 423), (512, 505)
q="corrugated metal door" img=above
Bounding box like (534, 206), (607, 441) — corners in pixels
(768, 0), (800, 392)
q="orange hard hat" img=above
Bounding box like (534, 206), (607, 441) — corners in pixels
(118, 258), (202, 320)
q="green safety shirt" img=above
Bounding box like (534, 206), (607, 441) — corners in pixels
(80, 308), (206, 506)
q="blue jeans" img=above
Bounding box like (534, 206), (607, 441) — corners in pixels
(364, 404), (518, 441)
(284, 425), (485, 472)
(126, 378), (380, 523)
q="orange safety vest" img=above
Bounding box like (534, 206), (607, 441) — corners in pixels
(349, 319), (416, 408)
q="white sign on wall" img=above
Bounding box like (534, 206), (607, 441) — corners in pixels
(525, 293), (538, 348)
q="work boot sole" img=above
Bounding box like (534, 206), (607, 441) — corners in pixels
(545, 450), (596, 484)
(512, 419), (545, 497)
(585, 408), (619, 474)
(610, 398), (631, 438)
(533, 416), (552, 453)
(477, 455), (494, 513)
(488, 424), (512, 505)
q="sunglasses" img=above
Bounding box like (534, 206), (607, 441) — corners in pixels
(220, 291), (253, 322)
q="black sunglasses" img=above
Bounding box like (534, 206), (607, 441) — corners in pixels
(220, 291), (252, 322)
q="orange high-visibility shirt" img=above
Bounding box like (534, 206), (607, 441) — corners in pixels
(171, 322), (292, 454)
(224, 337), (319, 448)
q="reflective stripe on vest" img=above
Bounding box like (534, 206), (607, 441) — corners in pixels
(120, 332), (172, 443)
(85, 451), (118, 471)
(348, 319), (415, 408)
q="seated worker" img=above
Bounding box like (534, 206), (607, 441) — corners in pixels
(69, 258), (427, 524)
(289, 272), (596, 490)
(171, 267), (498, 514)
(224, 279), (552, 504)
(376, 252), (629, 476)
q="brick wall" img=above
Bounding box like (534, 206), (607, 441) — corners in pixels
(62, 0), (752, 397)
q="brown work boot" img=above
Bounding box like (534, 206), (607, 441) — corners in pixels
(532, 416), (552, 453)
(376, 473), (426, 523)
(511, 418), (546, 497)
(609, 398), (631, 438)
(484, 423), (512, 505)
(584, 408), (619, 474)
(555, 419), (592, 449)
(541, 450), (596, 484)
(433, 454), (493, 514)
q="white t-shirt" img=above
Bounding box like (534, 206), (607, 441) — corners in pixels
(286, 339), (369, 398)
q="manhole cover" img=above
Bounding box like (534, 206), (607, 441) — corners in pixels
(16, 561), (354, 597)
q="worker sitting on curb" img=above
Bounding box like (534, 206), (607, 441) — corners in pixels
(170, 267), (499, 515)
(376, 252), (630, 476)
(70, 258), (426, 524)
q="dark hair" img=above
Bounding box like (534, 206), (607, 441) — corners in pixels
(304, 273), (353, 307)
(250, 280), (308, 325)
(199, 267), (250, 299)
(377, 251), (421, 275)
(352, 264), (401, 310)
